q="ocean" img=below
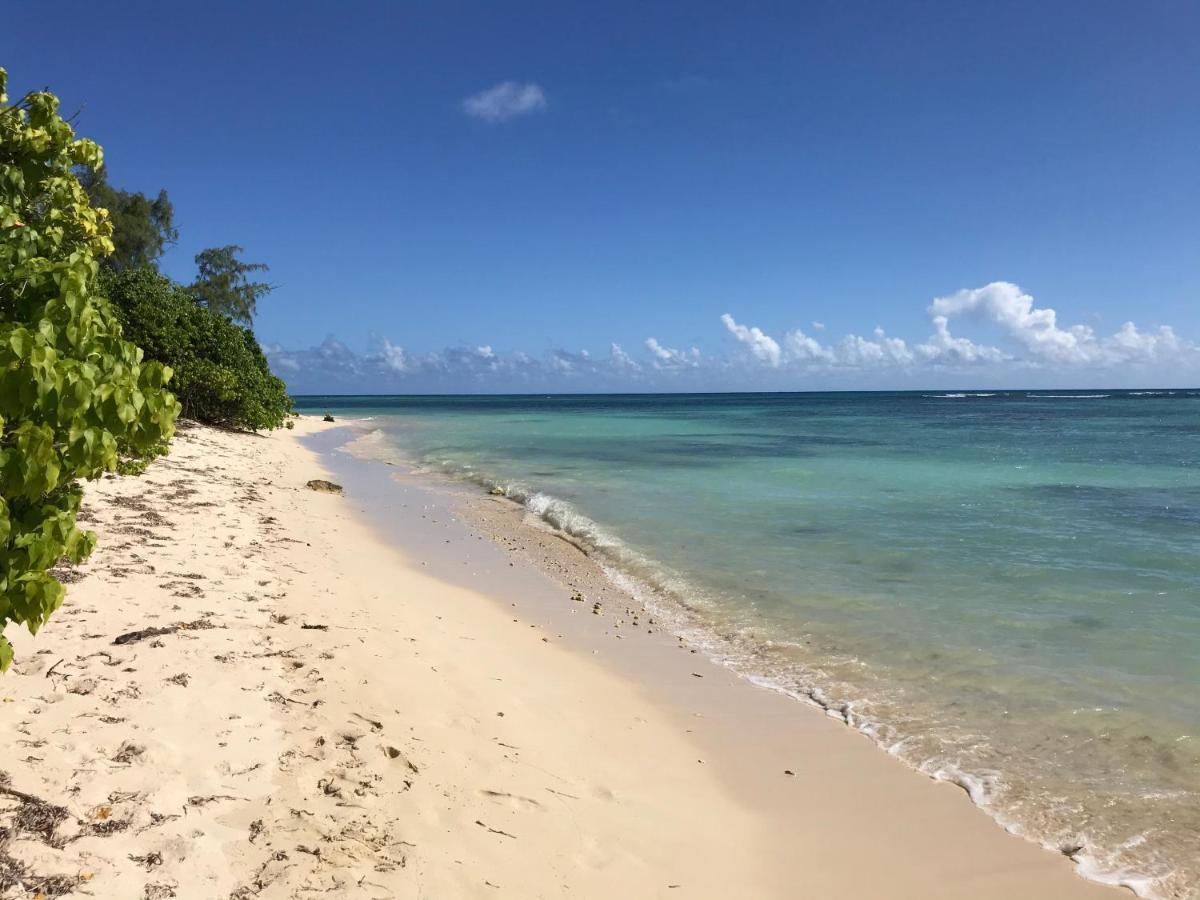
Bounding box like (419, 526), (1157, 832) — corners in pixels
(295, 390), (1200, 898)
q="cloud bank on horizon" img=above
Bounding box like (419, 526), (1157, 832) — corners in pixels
(265, 282), (1198, 393)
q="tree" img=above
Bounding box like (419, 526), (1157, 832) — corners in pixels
(79, 166), (177, 272)
(103, 267), (291, 431)
(190, 244), (272, 325)
(0, 69), (180, 671)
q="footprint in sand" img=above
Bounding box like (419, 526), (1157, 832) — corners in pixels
(479, 789), (544, 812)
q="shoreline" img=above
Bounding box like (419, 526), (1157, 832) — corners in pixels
(318, 417), (1171, 899)
(308, 419), (1138, 899)
(0, 417), (1129, 898)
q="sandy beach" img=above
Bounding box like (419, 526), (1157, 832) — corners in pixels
(0, 417), (1129, 899)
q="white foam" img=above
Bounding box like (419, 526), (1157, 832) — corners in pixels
(1026, 393), (1111, 399)
(924, 392), (997, 398)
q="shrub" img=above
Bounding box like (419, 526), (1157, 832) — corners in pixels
(99, 267), (291, 431)
(0, 70), (180, 670)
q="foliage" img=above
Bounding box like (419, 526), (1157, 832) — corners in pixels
(0, 69), (180, 671)
(101, 267), (291, 431)
(190, 244), (272, 325)
(78, 166), (177, 273)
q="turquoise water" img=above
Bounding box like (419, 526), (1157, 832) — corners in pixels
(298, 391), (1200, 897)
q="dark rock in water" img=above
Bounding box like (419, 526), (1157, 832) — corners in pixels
(306, 479), (343, 494)
(323, 413), (335, 422)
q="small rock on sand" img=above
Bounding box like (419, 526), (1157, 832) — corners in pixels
(305, 480), (343, 494)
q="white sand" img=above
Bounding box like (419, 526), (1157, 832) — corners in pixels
(0, 418), (1127, 899)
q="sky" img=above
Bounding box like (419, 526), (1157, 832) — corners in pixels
(5, 0), (1200, 392)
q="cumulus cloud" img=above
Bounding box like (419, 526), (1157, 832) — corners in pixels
(462, 81), (547, 122)
(266, 283), (1197, 393)
(721, 314), (782, 367)
(716, 282), (1188, 374)
(609, 342), (640, 371)
(645, 337), (701, 369)
(725, 317), (1000, 371)
(783, 328), (835, 364)
(927, 281), (1186, 367)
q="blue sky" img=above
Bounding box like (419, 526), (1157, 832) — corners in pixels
(5, 1), (1199, 391)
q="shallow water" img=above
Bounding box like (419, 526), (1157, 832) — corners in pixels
(297, 391), (1200, 898)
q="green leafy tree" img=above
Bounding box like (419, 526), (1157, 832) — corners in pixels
(0, 69), (180, 671)
(102, 267), (291, 431)
(79, 166), (177, 272)
(190, 244), (272, 325)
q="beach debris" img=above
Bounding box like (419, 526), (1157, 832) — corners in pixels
(0, 778), (70, 843)
(112, 625), (177, 645)
(318, 778), (342, 798)
(352, 712), (384, 731)
(1060, 843), (1085, 860)
(111, 742), (146, 765)
(300, 622), (328, 630)
(186, 794), (241, 808)
(67, 677), (98, 696)
(323, 413), (335, 422)
(474, 820), (517, 839)
(784, 769), (795, 776)
(304, 479), (343, 494)
(489, 486), (505, 496)
(111, 618), (214, 646)
(128, 850), (164, 870)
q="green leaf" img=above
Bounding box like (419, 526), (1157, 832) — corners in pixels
(0, 70), (179, 674)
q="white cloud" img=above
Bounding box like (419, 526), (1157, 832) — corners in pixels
(915, 317), (1009, 366)
(927, 281), (1191, 367)
(929, 282), (1090, 363)
(366, 335), (408, 372)
(733, 319), (994, 370)
(715, 282), (1188, 374)
(1102, 321), (1183, 364)
(463, 81), (547, 123)
(784, 328), (835, 364)
(836, 329), (912, 367)
(811, 321), (825, 331)
(266, 283), (1198, 393)
(721, 313), (782, 367)
(609, 342), (640, 370)
(645, 337), (701, 369)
